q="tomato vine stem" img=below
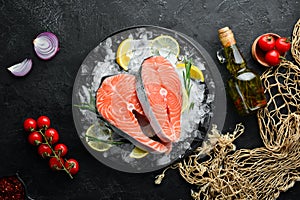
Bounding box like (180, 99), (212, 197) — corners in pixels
(38, 129), (73, 179)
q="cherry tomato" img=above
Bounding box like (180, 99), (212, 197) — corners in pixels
(23, 118), (37, 132)
(38, 144), (52, 158)
(54, 143), (68, 157)
(45, 128), (59, 144)
(27, 131), (43, 146)
(65, 159), (79, 175)
(37, 116), (51, 130)
(258, 34), (276, 51)
(49, 157), (64, 170)
(265, 50), (281, 66)
(275, 37), (291, 53)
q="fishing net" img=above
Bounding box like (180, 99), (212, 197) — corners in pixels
(155, 19), (300, 200)
(257, 60), (300, 152)
(292, 19), (300, 65)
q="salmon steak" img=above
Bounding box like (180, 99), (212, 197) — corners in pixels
(96, 74), (169, 154)
(136, 56), (182, 143)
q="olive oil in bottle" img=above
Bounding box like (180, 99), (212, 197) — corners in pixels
(218, 27), (267, 115)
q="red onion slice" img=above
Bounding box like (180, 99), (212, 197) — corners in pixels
(33, 32), (59, 60)
(7, 59), (33, 76)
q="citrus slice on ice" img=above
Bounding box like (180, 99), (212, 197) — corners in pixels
(85, 122), (112, 152)
(129, 147), (149, 159)
(176, 63), (205, 82)
(116, 38), (133, 71)
(151, 35), (180, 57)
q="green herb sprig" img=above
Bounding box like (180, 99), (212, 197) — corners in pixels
(182, 58), (196, 111)
(182, 58), (193, 97)
(74, 90), (96, 112)
(85, 135), (124, 145)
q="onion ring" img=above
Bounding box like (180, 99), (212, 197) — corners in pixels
(33, 32), (59, 60)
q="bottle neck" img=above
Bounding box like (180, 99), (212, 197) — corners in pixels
(218, 27), (246, 75)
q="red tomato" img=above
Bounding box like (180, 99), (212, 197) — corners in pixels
(258, 35), (276, 51)
(265, 50), (281, 66)
(65, 159), (79, 175)
(49, 157), (64, 170)
(44, 128), (59, 144)
(38, 144), (52, 158)
(275, 37), (291, 53)
(54, 143), (68, 157)
(23, 118), (37, 132)
(27, 131), (43, 146)
(37, 116), (51, 130)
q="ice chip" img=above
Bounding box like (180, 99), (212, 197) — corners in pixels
(207, 94), (215, 103)
(183, 142), (190, 149)
(105, 38), (112, 48)
(103, 152), (108, 158)
(81, 64), (89, 74)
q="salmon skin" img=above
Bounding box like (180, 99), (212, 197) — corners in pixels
(96, 74), (169, 154)
(136, 56), (182, 143)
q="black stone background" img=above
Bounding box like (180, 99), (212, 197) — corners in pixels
(0, 0), (299, 199)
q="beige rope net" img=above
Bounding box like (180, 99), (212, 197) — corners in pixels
(155, 19), (300, 200)
(292, 19), (300, 65)
(257, 60), (300, 152)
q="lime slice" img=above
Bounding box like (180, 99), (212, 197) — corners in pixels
(85, 122), (112, 152)
(129, 147), (149, 159)
(116, 38), (133, 71)
(151, 35), (180, 57)
(176, 63), (205, 82)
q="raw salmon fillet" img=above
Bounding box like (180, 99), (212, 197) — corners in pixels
(136, 56), (182, 143)
(96, 74), (169, 154)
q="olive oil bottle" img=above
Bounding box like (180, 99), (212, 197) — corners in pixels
(218, 27), (267, 115)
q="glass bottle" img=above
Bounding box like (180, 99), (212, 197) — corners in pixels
(218, 27), (267, 115)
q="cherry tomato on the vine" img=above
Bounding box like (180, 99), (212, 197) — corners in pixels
(265, 50), (281, 66)
(54, 143), (68, 157)
(37, 116), (51, 130)
(23, 118), (37, 132)
(28, 131), (43, 146)
(38, 144), (52, 158)
(49, 157), (64, 170)
(275, 37), (291, 53)
(258, 34), (276, 51)
(45, 128), (59, 144)
(65, 159), (79, 175)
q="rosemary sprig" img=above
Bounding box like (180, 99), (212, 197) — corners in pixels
(182, 58), (193, 97)
(74, 90), (96, 112)
(85, 135), (124, 145)
(74, 104), (96, 113)
(189, 102), (195, 110)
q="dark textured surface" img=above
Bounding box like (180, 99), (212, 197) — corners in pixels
(0, 0), (299, 199)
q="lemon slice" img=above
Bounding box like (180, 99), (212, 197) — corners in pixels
(151, 35), (180, 57)
(176, 63), (205, 82)
(85, 122), (112, 152)
(181, 87), (189, 113)
(129, 147), (149, 159)
(116, 38), (133, 71)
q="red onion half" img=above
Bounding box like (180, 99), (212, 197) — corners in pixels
(33, 32), (59, 60)
(7, 59), (32, 77)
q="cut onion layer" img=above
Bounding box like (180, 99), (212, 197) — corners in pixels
(7, 59), (33, 76)
(33, 32), (59, 60)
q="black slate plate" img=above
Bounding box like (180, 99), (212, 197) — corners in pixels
(72, 26), (226, 173)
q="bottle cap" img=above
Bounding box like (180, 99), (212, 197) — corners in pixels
(218, 27), (236, 47)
